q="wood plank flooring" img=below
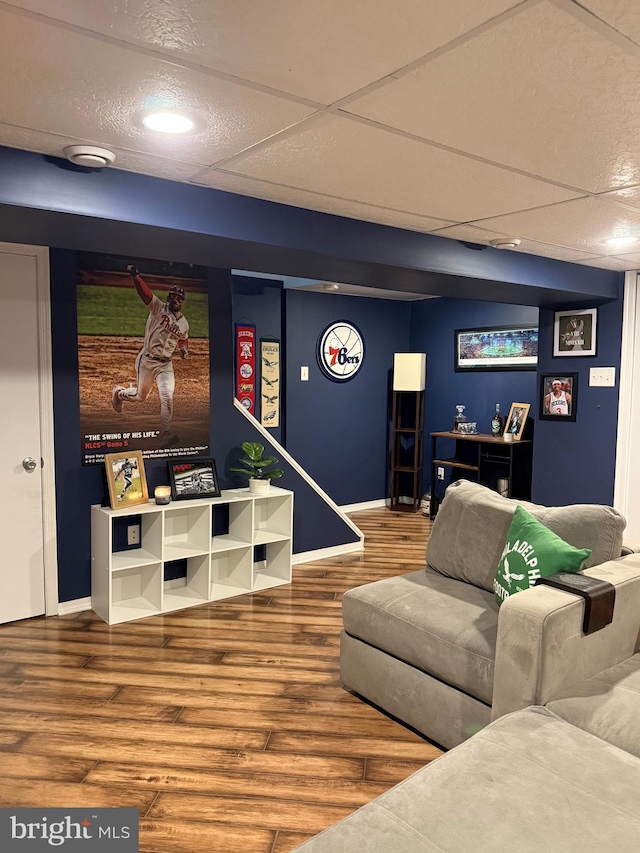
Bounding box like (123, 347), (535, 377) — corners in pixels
(0, 508), (441, 852)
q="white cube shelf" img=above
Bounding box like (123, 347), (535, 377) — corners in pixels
(91, 487), (293, 624)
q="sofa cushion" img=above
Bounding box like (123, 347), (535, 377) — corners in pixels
(546, 654), (640, 759)
(426, 480), (625, 593)
(494, 505), (591, 605)
(289, 706), (640, 853)
(342, 568), (498, 705)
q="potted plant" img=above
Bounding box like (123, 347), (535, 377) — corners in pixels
(230, 441), (284, 494)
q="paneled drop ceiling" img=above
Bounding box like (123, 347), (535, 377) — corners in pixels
(3, 0), (640, 272)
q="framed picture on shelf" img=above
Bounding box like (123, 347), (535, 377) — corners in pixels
(539, 374), (578, 421)
(454, 325), (538, 372)
(503, 403), (531, 440)
(168, 457), (221, 501)
(553, 308), (597, 357)
(105, 450), (148, 509)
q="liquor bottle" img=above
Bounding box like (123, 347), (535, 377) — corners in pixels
(453, 404), (467, 432)
(491, 403), (503, 435)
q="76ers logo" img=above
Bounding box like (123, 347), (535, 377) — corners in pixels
(316, 321), (365, 382)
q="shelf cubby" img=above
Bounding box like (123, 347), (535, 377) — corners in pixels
(92, 488), (293, 623)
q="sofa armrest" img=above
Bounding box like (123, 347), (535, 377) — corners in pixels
(621, 541), (640, 556)
(491, 554), (640, 722)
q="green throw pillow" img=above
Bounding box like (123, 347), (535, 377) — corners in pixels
(494, 505), (591, 606)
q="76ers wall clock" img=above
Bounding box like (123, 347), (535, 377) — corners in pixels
(316, 321), (365, 382)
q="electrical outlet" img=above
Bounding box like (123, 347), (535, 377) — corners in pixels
(437, 467), (445, 480)
(127, 524), (140, 546)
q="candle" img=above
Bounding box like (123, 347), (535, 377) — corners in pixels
(154, 486), (171, 505)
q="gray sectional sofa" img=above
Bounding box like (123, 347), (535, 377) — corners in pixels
(340, 479), (640, 749)
(291, 661), (640, 852)
(289, 482), (640, 851)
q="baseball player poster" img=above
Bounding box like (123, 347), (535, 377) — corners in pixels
(76, 251), (210, 465)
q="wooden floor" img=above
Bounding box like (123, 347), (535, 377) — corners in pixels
(0, 508), (441, 853)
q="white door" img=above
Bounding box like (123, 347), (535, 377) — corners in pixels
(0, 246), (53, 622)
(615, 271), (640, 539)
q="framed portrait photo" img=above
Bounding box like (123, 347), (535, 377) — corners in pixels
(168, 458), (221, 501)
(540, 374), (578, 422)
(454, 324), (538, 372)
(105, 450), (148, 509)
(553, 308), (597, 357)
(503, 402), (531, 441)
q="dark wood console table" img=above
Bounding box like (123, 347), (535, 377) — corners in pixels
(430, 431), (533, 519)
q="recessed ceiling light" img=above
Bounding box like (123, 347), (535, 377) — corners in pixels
(142, 111), (195, 134)
(605, 235), (638, 247)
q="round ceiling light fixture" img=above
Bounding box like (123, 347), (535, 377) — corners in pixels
(605, 235), (638, 247)
(322, 282), (340, 291)
(489, 238), (521, 250)
(142, 111), (195, 134)
(63, 145), (116, 168)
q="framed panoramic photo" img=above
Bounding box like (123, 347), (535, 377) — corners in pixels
(168, 458), (221, 501)
(553, 308), (597, 357)
(503, 403), (531, 441)
(105, 450), (148, 509)
(454, 325), (538, 372)
(540, 374), (578, 421)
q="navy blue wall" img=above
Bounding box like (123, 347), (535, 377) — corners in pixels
(409, 298), (539, 494)
(532, 298), (624, 505)
(285, 290), (411, 504)
(0, 147), (628, 603)
(232, 274), (284, 446)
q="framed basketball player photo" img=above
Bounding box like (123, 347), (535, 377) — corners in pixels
(168, 457), (221, 501)
(503, 402), (531, 440)
(105, 450), (149, 509)
(539, 373), (578, 422)
(553, 308), (597, 357)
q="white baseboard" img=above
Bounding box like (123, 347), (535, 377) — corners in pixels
(339, 499), (387, 513)
(57, 596), (92, 616)
(293, 541), (364, 565)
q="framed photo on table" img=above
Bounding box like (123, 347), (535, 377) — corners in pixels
(540, 374), (578, 421)
(553, 309), (597, 357)
(168, 457), (221, 501)
(503, 403), (530, 440)
(105, 451), (148, 509)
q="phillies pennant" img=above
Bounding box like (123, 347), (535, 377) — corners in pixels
(235, 323), (256, 415)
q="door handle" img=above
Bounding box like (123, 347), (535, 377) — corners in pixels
(22, 457), (38, 472)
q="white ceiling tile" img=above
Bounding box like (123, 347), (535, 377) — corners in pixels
(474, 196), (640, 254)
(346, 0), (640, 193)
(575, 256), (639, 271)
(431, 224), (596, 262)
(0, 125), (207, 182)
(4, 0), (521, 103)
(0, 9), (315, 165)
(195, 169), (454, 232)
(578, 0), (640, 47)
(600, 185), (640, 210)
(221, 114), (579, 222)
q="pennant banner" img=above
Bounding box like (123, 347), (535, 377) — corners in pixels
(260, 339), (281, 428)
(235, 323), (256, 415)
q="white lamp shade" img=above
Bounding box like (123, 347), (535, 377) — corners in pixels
(393, 353), (426, 391)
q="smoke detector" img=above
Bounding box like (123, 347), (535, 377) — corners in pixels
(489, 238), (521, 250)
(63, 145), (116, 168)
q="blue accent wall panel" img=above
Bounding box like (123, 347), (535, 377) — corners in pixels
(532, 297), (624, 506)
(285, 290), (411, 505)
(409, 298), (539, 493)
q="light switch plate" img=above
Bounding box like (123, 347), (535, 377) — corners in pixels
(301, 366), (309, 381)
(589, 367), (616, 387)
